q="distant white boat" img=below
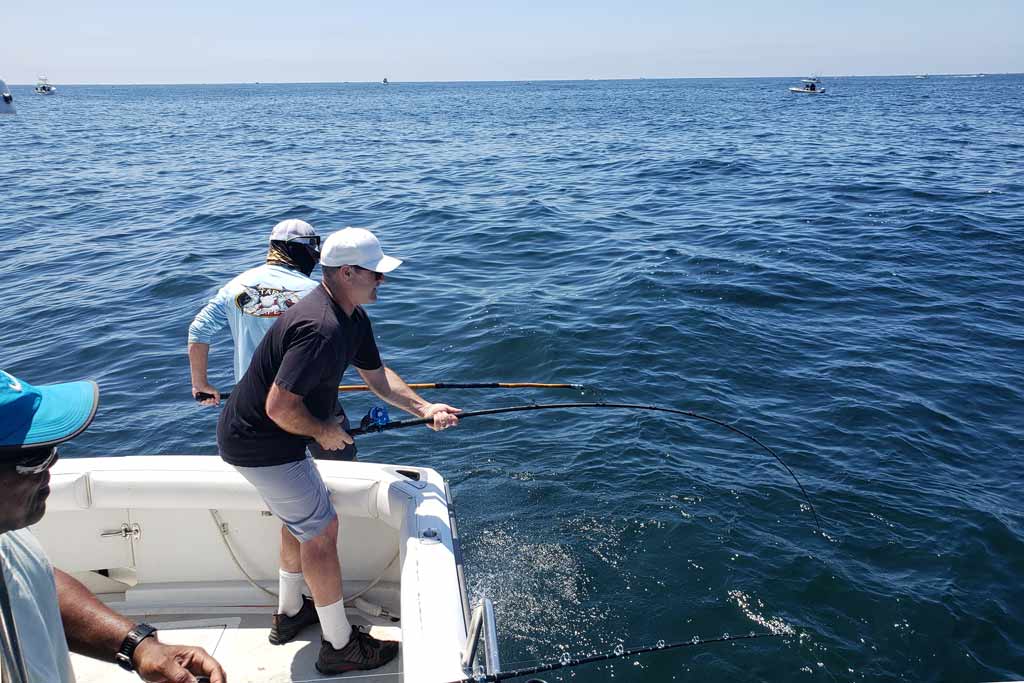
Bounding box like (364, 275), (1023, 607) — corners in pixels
(34, 76), (57, 95)
(0, 78), (14, 114)
(789, 77), (825, 94)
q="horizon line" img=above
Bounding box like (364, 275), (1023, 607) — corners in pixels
(3, 71), (1020, 87)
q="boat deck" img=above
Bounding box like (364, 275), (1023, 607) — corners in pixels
(40, 457), (470, 683)
(71, 609), (403, 683)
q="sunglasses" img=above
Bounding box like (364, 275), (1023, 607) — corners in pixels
(290, 235), (322, 250)
(352, 265), (385, 281)
(14, 445), (59, 476)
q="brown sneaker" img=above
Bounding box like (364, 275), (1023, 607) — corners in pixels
(269, 595), (319, 645)
(315, 626), (400, 674)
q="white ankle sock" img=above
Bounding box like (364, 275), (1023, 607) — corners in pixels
(278, 570), (306, 617)
(316, 598), (352, 649)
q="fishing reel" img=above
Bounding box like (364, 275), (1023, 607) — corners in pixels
(359, 405), (390, 432)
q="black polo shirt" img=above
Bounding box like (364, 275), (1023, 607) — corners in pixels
(217, 284), (382, 467)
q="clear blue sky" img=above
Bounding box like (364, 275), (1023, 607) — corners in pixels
(3, 0), (1021, 84)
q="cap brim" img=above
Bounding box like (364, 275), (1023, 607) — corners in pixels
(364, 254), (403, 273)
(5, 381), (99, 449)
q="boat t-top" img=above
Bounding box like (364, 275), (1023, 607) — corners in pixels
(34, 76), (57, 95)
(789, 77), (825, 94)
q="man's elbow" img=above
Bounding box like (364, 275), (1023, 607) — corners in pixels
(265, 390), (294, 424)
(265, 395), (284, 423)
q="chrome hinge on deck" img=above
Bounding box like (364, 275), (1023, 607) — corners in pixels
(100, 523), (141, 541)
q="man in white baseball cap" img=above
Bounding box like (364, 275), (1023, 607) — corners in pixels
(188, 219), (321, 405)
(217, 226), (460, 674)
(318, 226), (403, 273)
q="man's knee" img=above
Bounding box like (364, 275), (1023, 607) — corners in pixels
(303, 515), (339, 552)
(319, 515), (339, 539)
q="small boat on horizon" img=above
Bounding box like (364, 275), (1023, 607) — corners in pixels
(0, 78), (15, 114)
(383, 77), (389, 85)
(789, 77), (825, 94)
(34, 75), (57, 95)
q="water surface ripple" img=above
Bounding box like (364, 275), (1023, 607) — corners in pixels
(2, 76), (1022, 681)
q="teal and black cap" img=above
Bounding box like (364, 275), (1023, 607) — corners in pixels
(0, 370), (99, 452)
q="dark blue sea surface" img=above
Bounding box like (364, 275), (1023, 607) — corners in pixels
(2, 75), (1023, 681)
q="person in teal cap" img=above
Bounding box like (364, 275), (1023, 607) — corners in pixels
(0, 369), (227, 683)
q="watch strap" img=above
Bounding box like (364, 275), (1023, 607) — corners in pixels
(115, 623), (158, 671)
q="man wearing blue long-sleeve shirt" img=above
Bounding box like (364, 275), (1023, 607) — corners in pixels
(188, 219), (321, 404)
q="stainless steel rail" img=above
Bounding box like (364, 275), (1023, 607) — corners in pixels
(461, 597), (501, 675)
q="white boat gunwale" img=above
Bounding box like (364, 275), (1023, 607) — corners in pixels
(31, 455), (476, 683)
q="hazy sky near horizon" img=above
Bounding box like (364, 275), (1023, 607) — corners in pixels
(3, 0), (1021, 84)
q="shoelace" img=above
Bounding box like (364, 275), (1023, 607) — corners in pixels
(352, 628), (378, 659)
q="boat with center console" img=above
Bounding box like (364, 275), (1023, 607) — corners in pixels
(34, 77), (57, 95)
(789, 77), (825, 94)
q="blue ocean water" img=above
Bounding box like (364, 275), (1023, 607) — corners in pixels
(1, 75), (1022, 681)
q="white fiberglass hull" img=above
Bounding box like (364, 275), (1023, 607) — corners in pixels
(29, 456), (472, 683)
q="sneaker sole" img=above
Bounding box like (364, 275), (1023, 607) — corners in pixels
(315, 645), (399, 674)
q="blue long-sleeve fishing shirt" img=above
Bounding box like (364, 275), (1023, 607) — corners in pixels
(188, 264), (319, 382)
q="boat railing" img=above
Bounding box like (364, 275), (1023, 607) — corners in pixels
(462, 597), (501, 675)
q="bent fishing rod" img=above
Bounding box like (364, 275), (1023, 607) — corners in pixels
(351, 401), (822, 533)
(195, 381), (583, 402)
(195, 388), (822, 531)
(445, 631), (779, 683)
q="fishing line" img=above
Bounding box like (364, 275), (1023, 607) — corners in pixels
(352, 402), (822, 532)
(446, 631), (779, 683)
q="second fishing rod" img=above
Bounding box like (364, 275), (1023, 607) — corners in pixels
(194, 381), (583, 403)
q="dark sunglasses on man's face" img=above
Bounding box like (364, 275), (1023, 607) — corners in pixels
(14, 445), (59, 476)
(353, 265), (384, 281)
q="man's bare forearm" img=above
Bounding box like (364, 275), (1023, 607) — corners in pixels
(56, 569), (228, 681)
(358, 366), (430, 417)
(188, 342), (211, 386)
(55, 569), (134, 661)
(266, 383), (327, 438)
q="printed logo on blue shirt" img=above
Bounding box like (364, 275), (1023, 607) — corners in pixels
(234, 286), (304, 318)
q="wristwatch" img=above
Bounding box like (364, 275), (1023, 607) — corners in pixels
(115, 623), (158, 671)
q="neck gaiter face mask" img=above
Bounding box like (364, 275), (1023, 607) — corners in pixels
(266, 241), (319, 276)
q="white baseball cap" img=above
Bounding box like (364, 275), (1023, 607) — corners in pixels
(321, 227), (403, 272)
(269, 219), (318, 243)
